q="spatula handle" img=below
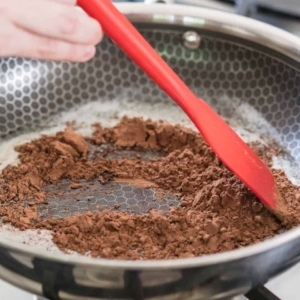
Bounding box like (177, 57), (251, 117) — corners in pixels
(77, 0), (195, 113)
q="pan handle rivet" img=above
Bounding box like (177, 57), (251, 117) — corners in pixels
(182, 31), (201, 49)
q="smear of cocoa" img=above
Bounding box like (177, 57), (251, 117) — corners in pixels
(0, 117), (299, 260)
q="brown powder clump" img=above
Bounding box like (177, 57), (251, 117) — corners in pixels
(0, 117), (299, 260)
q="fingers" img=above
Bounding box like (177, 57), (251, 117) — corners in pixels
(0, 0), (101, 62)
(3, 26), (96, 62)
(8, 0), (103, 45)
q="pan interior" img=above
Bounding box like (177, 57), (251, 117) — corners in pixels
(0, 28), (299, 256)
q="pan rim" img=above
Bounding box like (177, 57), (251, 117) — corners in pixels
(118, 3), (300, 63)
(1, 3), (300, 268)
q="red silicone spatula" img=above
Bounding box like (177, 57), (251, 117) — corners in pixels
(78, 0), (280, 209)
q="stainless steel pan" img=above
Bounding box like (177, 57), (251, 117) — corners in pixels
(0, 4), (300, 300)
(235, 0), (300, 17)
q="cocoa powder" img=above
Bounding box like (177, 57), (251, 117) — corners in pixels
(0, 117), (299, 260)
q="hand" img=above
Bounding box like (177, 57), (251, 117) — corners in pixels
(0, 0), (103, 62)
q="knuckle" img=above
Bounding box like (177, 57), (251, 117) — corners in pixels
(58, 10), (80, 35)
(36, 38), (58, 58)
